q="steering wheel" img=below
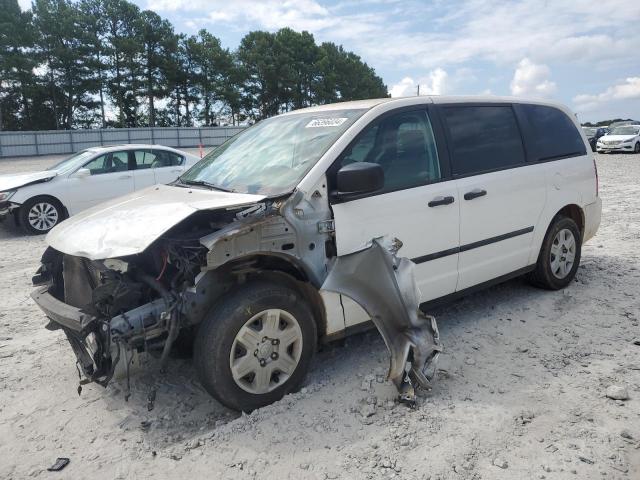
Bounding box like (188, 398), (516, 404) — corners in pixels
(112, 156), (126, 171)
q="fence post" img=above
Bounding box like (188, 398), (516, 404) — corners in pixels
(127, 129), (131, 144)
(34, 132), (40, 155)
(151, 127), (155, 145)
(69, 131), (74, 153)
(99, 129), (104, 147)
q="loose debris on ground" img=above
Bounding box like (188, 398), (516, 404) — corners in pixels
(0, 153), (639, 479)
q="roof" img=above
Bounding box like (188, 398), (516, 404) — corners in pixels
(280, 95), (571, 116)
(279, 98), (394, 115)
(84, 144), (197, 157)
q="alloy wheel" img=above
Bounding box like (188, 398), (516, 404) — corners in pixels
(28, 202), (59, 231)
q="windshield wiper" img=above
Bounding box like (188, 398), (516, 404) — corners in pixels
(178, 178), (233, 192)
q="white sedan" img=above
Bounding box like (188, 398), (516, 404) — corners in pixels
(596, 125), (640, 153)
(0, 144), (200, 234)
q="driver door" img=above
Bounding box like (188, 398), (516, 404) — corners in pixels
(330, 107), (460, 326)
(62, 150), (135, 214)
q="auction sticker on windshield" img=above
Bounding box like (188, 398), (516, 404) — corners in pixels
(305, 118), (348, 128)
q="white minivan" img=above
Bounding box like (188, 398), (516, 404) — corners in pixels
(31, 96), (601, 411)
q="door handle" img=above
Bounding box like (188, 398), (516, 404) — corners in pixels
(428, 195), (455, 207)
(118, 174), (132, 179)
(464, 188), (487, 200)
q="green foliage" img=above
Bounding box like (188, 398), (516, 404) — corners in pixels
(0, 0), (388, 130)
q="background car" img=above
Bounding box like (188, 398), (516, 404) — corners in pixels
(0, 145), (200, 234)
(596, 125), (640, 154)
(582, 126), (607, 152)
(606, 120), (639, 130)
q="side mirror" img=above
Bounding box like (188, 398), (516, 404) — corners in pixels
(74, 168), (90, 178)
(335, 162), (384, 197)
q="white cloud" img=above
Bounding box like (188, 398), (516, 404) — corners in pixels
(573, 77), (640, 112)
(146, 0), (640, 75)
(389, 77), (416, 98)
(148, 0), (332, 31)
(17, 0), (31, 10)
(510, 58), (556, 98)
(389, 68), (448, 97)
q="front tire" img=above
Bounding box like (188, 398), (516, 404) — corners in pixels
(634, 142), (640, 154)
(19, 197), (64, 234)
(194, 281), (317, 412)
(528, 216), (582, 290)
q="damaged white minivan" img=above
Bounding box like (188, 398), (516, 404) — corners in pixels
(31, 96), (601, 411)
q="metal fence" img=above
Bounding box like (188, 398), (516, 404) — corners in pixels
(0, 126), (245, 158)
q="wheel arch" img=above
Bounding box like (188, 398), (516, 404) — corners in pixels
(529, 202), (585, 266)
(555, 204), (585, 237)
(16, 194), (69, 226)
(204, 253), (328, 340)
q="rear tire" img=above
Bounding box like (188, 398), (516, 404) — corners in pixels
(19, 197), (65, 235)
(194, 281), (317, 412)
(528, 216), (581, 290)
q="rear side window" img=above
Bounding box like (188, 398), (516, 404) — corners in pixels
(519, 104), (586, 161)
(151, 150), (184, 167)
(442, 105), (525, 176)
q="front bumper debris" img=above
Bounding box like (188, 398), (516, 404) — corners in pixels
(0, 201), (18, 221)
(321, 238), (442, 405)
(31, 284), (175, 389)
(31, 286), (114, 386)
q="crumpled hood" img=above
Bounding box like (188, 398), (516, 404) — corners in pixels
(47, 184), (266, 260)
(599, 135), (637, 142)
(0, 171), (56, 192)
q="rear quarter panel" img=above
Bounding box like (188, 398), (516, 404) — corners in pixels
(527, 153), (596, 265)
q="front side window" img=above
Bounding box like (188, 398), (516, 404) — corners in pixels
(335, 109), (441, 192)
(83, 151), (129, 175)
(83, 154), (111, 175)
(519, 104), (586, 161)
(181, 109), (366, 195)
(443, 105), (526, 176)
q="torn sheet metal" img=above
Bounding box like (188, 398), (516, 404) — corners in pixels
(200, 185), (334, 287)
(321, 238), (442, 402)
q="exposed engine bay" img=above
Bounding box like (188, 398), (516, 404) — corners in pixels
(31, 185), (441, 409)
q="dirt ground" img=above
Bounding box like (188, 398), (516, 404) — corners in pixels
(0, 152), (638, 479)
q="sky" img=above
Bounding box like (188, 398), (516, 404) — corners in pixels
(19, 0), (640, 122)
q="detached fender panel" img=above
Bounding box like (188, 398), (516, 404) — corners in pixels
(321, 238), (442, 397)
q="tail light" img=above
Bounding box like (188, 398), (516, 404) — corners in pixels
(593, 158), (599, 196)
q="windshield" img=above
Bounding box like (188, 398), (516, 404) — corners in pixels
(47, 150), (97, 174)
(582, 127), (596, 136)
(180, 109), (367, 195)
(610, 126), (639, 136)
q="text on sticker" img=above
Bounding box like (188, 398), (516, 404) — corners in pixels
(305, 118), (348, 128)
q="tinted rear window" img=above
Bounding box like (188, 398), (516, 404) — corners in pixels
(442, 105), (526, 176)
(519, 104), (586, 161)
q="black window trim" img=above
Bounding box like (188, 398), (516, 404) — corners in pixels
(329, 104), (453, 204)
(437, 102), (529, 180)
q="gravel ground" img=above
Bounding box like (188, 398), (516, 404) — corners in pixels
(0, 153), (639, 479)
